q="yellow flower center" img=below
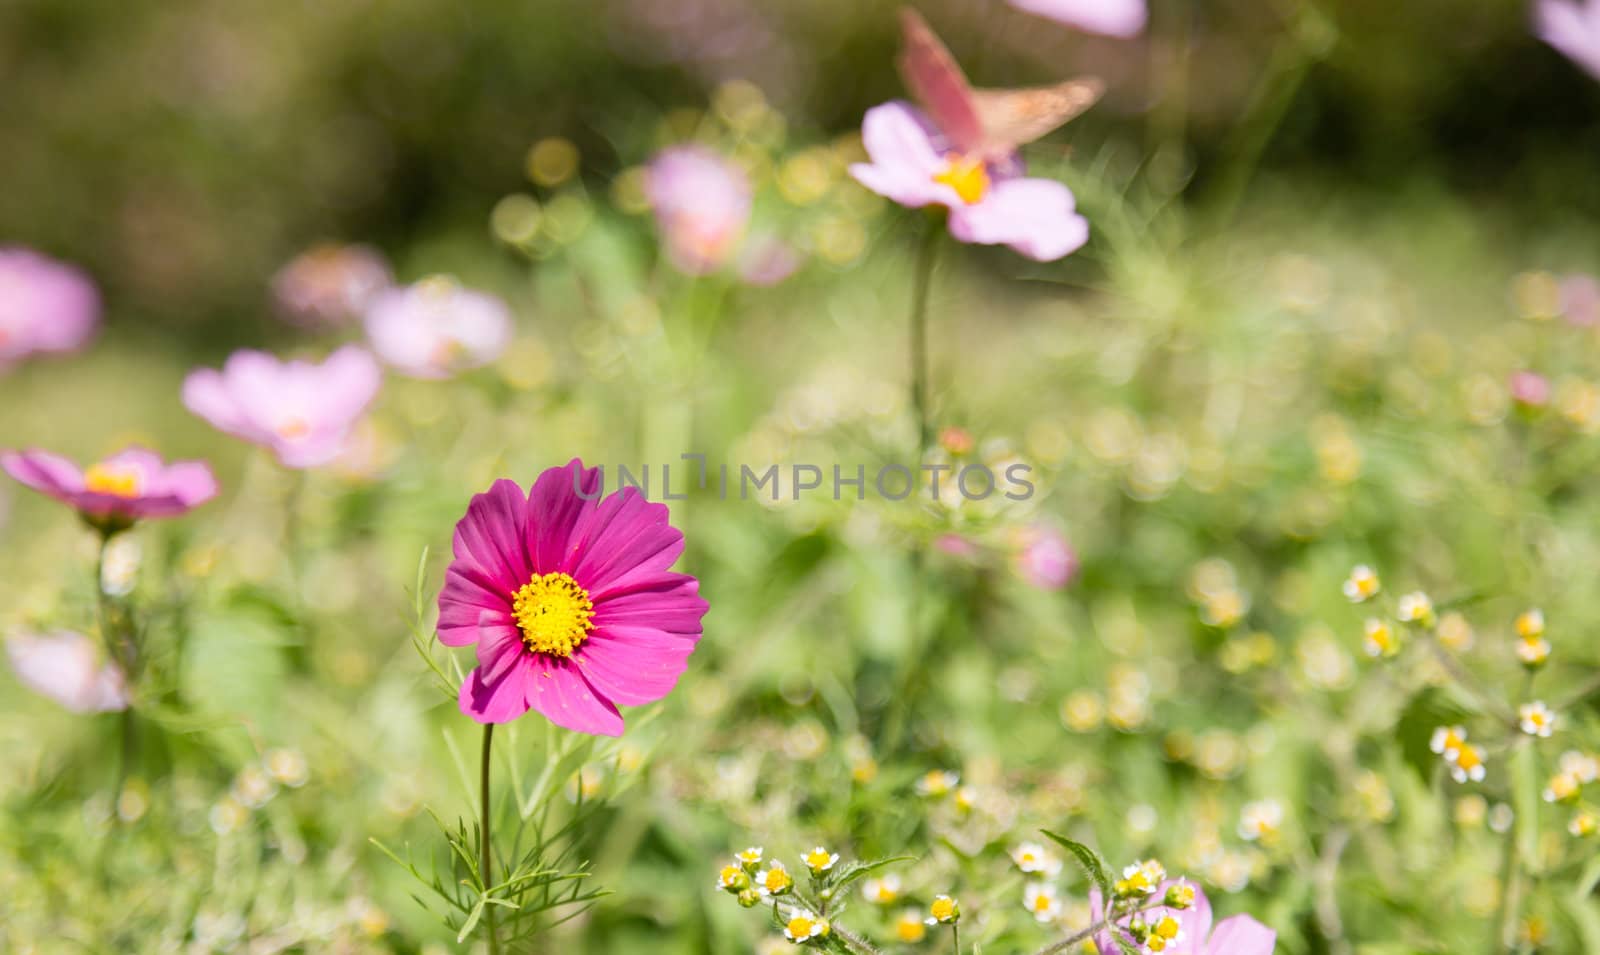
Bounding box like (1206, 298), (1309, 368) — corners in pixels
(930, 897), (957, 921)
(932, 155), (990, 205)
(276, 417), (311, 440)
(84, 463), (143, 499)
(896, 916), (927, 942)
(1032, 895), (1052, 912)
(512, 572), (596, 657)
(765, 869), (792, 892)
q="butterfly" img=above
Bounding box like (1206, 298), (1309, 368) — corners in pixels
(897, 7), (1104, 163)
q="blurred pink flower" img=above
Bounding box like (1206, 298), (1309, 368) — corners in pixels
(1510, 371), (1552, 409)
(0, 247), (100, 371)
(935, 532), (980, 559)
(1, 445), (217, 531)
(1093, 881), (1275, 955)
(1008, 0), (1147, 37)
(363, 277), (513, 379)
(738, 234), (803, 287)
(1560, 273), (1600, 326)
(183, 346), (382, 468)
(7, 630), (129, 713)
(439, 460), (708, 735)
(850, 102), (1089, 262)
(645, 146), (753, 275)
(272, 243), (392, 328)
(1011, 523), (1079, 589)
(1537, 0), (1600, 79)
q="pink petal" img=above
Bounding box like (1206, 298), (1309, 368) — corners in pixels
(948, 177), (1089, 261)
(451, 479), (532, 591)
(527, 460), (604, 573)
(849, 102), (957, 209)
(1205, 915), (1275, 955)
(437, 574), (513, 647)
(564, 489), (684, 598)
(1008, 0), (1147, 37)
(592, 575), (707, 636)
(1, 449), (83, 497)
(458, 656), (533, 723)
(577, 628), (694, 706)
(523, 654), (624, 736)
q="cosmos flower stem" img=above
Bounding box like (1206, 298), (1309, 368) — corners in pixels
(281, 468), (313, 676)
(908, 214), (941, 456)
(480, 723), (501, 955)
(95, 532), (138, 808)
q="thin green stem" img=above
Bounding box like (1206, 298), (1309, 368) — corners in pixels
(909, 217), (941, 456)
(481, 723), (501, 955)
(1029, 901), (1173, 955)
(950, 922), (960, 955)
(95, 533), (137, 808)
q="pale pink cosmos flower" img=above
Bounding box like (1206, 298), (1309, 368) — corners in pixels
(272, 243), (392, 328)
(850, 103), (1089, 262)
(1537, 0), (1600, 80)
(1560, 273), (1600, 326)
(7, 630), (129, 713)
(363, 277), (513, 380)
(1510, 371), (1552, 409)
(1, 445), (218, 532)
(738, 233), (803, 287)
(0, 247), (100, 371)
(1008, 0), (1147, 37)
(644, 146), (753, 275)
(182, 346), (382, 468)
(1011, 523), (1079, 589)
(1093, 881), (1275, 955)
(439, 460), (708, 735)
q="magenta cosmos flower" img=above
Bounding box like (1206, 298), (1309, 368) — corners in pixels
(850, 103), (1089, 262)
(272, 243), (392, 328)
(644, 146), (753, 276)
(1, 445), (217, 532)
(1008, 0), (1146, 37)
(1093, 881), (1275, 955)
(183, 346), (382, 468)
(7, 630), (129, 713)
(363, 276), (513, 380)
(1538, 0), (1600, 79)
(0, 247), (100, 371)
(438, 460), (708, 735)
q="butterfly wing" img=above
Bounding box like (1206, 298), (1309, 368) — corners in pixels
(896, 7), (986, 155)
(970, 78), (1105, 158)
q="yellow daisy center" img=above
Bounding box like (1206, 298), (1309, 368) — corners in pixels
(84, 463), (143, 499)
(933, 154), (990, 205)
(931, 897), (957, 921)
(512, 571), (596, 657)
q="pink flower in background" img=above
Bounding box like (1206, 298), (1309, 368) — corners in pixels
(0, 247), (100, 371)
(1560, 273), (1600, 326)
(272, 243), (392, 328)
(7, 630), (129, 713)
(738, 234), (803, 287)
(1011, 523), (1079, 589)
(1510, 371), (1552, 409)
(183, 346), (382, 468)
(850, 103), (1089, 261)
(438, 460), (708, 735)
(1008, 0), (1147, 37)
(1, 446), (217, 530)
(1537, 0), (1600, 80)
(363, 277), (513, 379)
(645, 146), (753, 275)
(1093, 881), (1276, 955)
